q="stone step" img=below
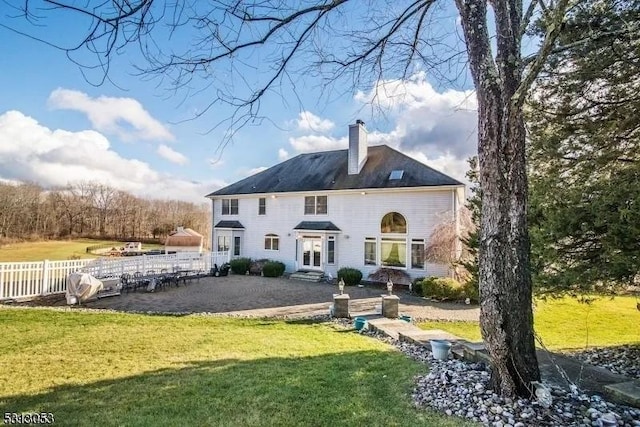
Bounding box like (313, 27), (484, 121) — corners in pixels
(398, 329), (461, 345)
(289, 271), (325, 282)
(604, 381), (640, 408)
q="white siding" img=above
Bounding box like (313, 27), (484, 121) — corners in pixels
(211, 188), (458, 279)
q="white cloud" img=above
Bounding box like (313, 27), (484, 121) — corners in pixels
(296, 111), (335, 133)
(157, 144), (188, 165)
(405, 150), (471, 186)
(208, 158), (225, 168)
(288, 134), (347, 153)
(247, 166), (268, 176)
(283, 74), (477, 187)
(0, 110), (222, 203)
(278, 148), (290, 161)
(48, 88), (174, 142)
(354, 71), (476, 112)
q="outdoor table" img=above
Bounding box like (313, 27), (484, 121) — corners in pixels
(140, 273), (176, 292)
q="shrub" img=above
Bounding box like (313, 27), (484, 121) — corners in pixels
(462, 279), (479, 303)
(367, 268), (411, 286)
(411, 277), (426, 295)
(418, 277), (465, 300)
(337, 267), (363, 286)
(229, 257), (252, 274)
(262, 261), (286, 277)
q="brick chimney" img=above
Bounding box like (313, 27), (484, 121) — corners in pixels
(348, 119), (368, 175)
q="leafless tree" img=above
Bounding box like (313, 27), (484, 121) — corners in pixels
(425, 206), (475, 280)
(5, 0), (573, 396)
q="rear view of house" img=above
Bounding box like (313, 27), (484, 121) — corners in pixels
(207, 121), (465, 280)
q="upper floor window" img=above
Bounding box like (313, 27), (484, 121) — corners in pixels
(381, 212), (407, 233)
(222, 198), (239, 215)
(264, 233), (279, 251)
(258, 197), (266, 215)
(304, 195), (327, 215)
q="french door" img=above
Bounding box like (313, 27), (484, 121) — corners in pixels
(302, 238), (322, 269)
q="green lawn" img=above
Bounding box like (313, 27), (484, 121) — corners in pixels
(0, 239), (161, 262)
(0, 309), (469, 427)
(419, 296), (640, 351)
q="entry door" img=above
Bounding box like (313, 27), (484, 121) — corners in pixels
(302, 238), (322, 269)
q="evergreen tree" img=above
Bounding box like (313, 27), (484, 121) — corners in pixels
(528, 0), (640, 294)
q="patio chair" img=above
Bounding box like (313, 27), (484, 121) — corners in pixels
(120, 273), (133, 293)
(132, 271), (147, 292)
(158, 268), (170, 290)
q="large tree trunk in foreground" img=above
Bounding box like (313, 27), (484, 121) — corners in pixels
(456, 0), (540, 397)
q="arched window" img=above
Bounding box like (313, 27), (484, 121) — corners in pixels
(380, 212), (407, 234)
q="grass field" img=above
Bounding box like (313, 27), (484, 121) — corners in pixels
(0, 309), (469, 427)
(0, 239), (161, 262)
(419, 296), (640, 351)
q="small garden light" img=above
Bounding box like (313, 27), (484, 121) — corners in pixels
(338, 278), (345, 295)
(386, 280), (393, 295)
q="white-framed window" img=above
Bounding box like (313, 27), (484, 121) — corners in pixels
(217, 235), (230, 252)
(304, 195), (327, 215)
(234, 236), (241, 256)
(264, 233), (279, 251)
(411, 239), (425, 270)
(381, 237), (407, 268)
(221, 198), (239, 215)
(258, 197), (266, 215)
(364, 237), (377, 265)
(327, 236), (335, 264)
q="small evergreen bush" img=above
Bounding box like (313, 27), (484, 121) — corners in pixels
(418, 277), (465, 300)
(229, 257), (252, 274)
(337, 267), (363, 286)
(411, 277), (426, 295)
(262, 261), (286, 277)
(462, 279), (479, 303)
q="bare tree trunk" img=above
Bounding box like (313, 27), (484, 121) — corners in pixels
(456, 0), (540, 396)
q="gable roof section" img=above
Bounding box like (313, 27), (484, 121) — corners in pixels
(207, 145), (462, 197)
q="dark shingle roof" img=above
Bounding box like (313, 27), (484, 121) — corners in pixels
(294, 221), (341, 231)
(214, 220), (245, 229)
(207, 145), (462, 197)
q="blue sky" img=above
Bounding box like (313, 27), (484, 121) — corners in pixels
(0, 2), (478, 203)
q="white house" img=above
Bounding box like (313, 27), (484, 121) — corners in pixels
(206, 120), (465, 280)
(164, 227), (204, 253)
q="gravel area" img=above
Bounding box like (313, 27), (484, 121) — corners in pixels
(568, 345), (640, 380)
(348, 325), (640, 426)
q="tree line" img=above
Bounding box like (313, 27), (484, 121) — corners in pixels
(0, 181), (211, 246)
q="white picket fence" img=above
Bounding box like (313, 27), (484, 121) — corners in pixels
(0, 251), (230, 300)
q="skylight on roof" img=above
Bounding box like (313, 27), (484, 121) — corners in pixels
(389, 170), (404, 180)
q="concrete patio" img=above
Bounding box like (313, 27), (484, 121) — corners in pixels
(85, 274), (480, 321)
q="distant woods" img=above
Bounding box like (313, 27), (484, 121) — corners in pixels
(0, 181), (211, 246)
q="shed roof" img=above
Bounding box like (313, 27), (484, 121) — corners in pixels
(165, 227), (204, 246)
